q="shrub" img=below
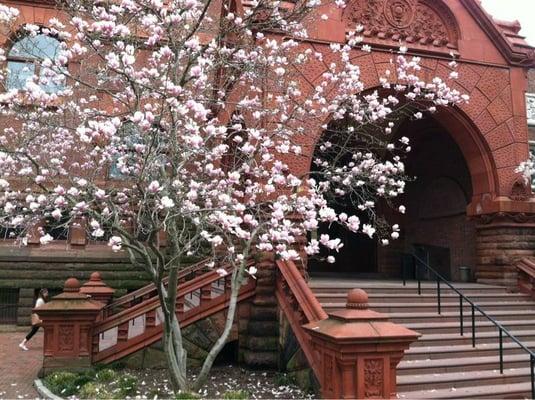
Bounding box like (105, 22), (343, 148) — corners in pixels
(223, 390), (250, 400)
(175, 392), (201, 399)
(275, 373), (295, 387)
(95, 368), (117, 383)
(44, 371), (79, 397)
(78, 382), (112, 399)
(116, 373), (138, 397)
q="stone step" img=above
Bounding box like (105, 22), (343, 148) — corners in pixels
(310, 280), (507, 295)
(399, 353), (532, 375)
(321, 301), (534, 314)
(398, 381), (532, 399)
(404, 319), (535, 334)
(405, 341), (535, 361)
(386, 310), (535, 324)
(397, 366), (532, 391)
(314, 292), (531, 304)
(412, 329), (535, 347)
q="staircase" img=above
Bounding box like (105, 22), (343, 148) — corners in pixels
(91, 261), (256, 364)
(310, 279), (535, 399)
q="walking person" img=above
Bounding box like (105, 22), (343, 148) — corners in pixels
(19, 288), (48, 351)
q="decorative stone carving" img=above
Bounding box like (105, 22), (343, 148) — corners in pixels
(59, 325), (74, 352)
(343, 0), (459, 48)
(384, 0), (415, 28)
(364, 358), (384, 398)
(527, 93), (535, 126)
(474, 212), (535, 226)
(510, 178), (531, 202)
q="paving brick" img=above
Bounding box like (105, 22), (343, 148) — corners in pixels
(0, 330), (42, 398)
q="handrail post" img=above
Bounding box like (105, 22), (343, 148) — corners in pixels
(471, 304), (476, 347)
(531, 354), (535, 400)
(437, 280), (441, 315)
(416, 258), (421, 296)
(499, 328), (503, 374)
(459, 296), (464, 336)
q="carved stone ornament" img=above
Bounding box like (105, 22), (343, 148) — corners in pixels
(474, 212), (535, 226)
(364, 358), (384, 398)
(510, 178), (531, 202)
(343, 0), (459, 48)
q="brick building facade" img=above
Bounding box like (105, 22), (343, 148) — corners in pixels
(0, 0), (534, 325)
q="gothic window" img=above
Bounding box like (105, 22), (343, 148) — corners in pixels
(6, 32), (64, 93)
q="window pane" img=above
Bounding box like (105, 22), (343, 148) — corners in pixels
(9, 34), (60, 60)
(39, 67), (66, 93)
(109, 123), (142, 179)
(6, 61), (35, 90)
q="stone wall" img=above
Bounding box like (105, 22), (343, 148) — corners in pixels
(475, 219), (535, 287)
(0, 243), (200, 324)
(278, 311), (318, 394)
(241, 253), (279, 368)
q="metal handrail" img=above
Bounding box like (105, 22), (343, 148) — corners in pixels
(403, 252), (535, 399)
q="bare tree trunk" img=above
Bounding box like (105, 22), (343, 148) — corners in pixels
(192, 275), (241, 391)
(158, 277), (189, 393)
(163, 314), (189, 392)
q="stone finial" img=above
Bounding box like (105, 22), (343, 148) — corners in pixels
(64, 277), (81, 292)
(89, 272), (101, 282)
(346, 288), (369, 310)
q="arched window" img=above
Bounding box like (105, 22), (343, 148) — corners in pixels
(6, 32), (64, 93)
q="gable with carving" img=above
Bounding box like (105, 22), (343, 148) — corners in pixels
(343, 0), (460, 50)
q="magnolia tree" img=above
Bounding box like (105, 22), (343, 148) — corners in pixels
(0, 0), (467, 392)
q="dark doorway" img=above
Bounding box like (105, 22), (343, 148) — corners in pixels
(308, 201), (378, 276)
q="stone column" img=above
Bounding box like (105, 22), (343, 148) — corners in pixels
(35, 277), (103, 374)
(303, 289), (420, 399)
(475, 213), (535, 287)
(242, 252), (278, 368)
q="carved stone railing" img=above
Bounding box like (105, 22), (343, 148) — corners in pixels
(91, 264), (256, 364)
(516, 258), (535, 297)
(101, 258), (213, 317)
(275, 259), (328, 382)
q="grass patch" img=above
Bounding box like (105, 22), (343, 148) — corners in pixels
(43, 369), (138, 399)
(175, 392), (201, 399)
(223, 390), (250, 399)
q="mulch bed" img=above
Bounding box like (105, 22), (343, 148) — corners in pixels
(127, 365), (315, 399)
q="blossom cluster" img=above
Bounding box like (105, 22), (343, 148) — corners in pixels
(0, 0), (467, 269)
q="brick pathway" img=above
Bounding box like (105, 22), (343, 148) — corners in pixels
(0, 329), (42, 399)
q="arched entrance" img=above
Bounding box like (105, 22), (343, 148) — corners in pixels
(308, 113), (480, 280)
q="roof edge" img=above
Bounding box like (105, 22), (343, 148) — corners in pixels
(461, 0), (535, 67)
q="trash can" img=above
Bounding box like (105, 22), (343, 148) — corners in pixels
(459, 266), (471, 282)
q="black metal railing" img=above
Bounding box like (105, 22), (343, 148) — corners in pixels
(403, 252), (535, 399)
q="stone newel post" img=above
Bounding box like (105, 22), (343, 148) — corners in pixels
(80, 272), (115, 305)
(303, 289), (420, 399)
(35, 278), (104, 375)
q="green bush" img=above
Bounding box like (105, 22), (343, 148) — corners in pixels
(44, 371), (79, 397)
(175, 392), (201, 399)
(78, 382), (113, 399)
(275, 373), (295, 387)
(95, 368), (117, 383)
(223, 390), (250, 400)
(116, 373), (138, 397)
